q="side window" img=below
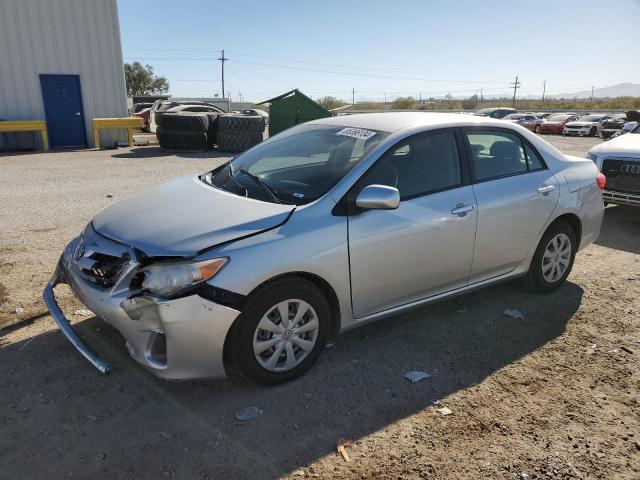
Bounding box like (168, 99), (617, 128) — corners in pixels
(466, 131), (527, 181)
(361, 131), (462, 199)
(525, 144), (544, 170)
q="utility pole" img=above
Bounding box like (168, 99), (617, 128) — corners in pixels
(352, 88), (355, 105)
(419, 92), (422, 103)
(510, 75), (521, 108)
(480, 89), (483, 101)
(384, 92), (387, 104)
(542, 80), (546, 102)
(218, 49), (227, 99)
(591, 86), (594, 102)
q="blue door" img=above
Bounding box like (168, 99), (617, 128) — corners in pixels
(40, 74), (87, 148)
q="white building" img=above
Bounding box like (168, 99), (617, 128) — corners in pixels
(0, 0), (128, 149)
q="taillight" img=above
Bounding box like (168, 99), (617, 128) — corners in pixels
(596, 172), (606, 190)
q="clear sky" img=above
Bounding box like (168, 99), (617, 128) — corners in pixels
(118, 0), (640, 102)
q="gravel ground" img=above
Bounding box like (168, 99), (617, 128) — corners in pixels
(1, 136), (638, 480)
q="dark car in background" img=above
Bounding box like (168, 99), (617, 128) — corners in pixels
(502, 113), (544, 132)
(539, 113), (580, 135)
(600, 114), (627, 139)
(473, 107), (517, 119)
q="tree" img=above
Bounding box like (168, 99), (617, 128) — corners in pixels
(461, 94), (479, 110)
(316, 96), (344, 110)
(391, 96), (417, 109)
(124, 62), (169, 96)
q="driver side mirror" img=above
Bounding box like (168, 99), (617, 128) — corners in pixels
(355, 184), (400, 210)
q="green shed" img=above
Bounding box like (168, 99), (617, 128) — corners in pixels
(257, 89), (332, 136)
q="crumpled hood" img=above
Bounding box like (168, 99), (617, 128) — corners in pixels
(590, 132), (640, 157)
(92, 176), (295, 257)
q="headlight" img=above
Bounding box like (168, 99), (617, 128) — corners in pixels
(141, 258), (228, 297)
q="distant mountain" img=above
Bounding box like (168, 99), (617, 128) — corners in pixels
(551, 83), (640, 99)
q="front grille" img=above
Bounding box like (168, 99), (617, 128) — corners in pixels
(602, 159), (640, 194)
(73, 224), (134, 288)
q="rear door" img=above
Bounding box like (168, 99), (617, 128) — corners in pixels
(463, 128), (559, 283)
(348, 129), (477, 318)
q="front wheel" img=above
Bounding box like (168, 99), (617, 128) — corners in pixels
(534, 124), (540, 133)
(228, 277), (331, 385)
(589, 127), (597, 137)
(524, 221), (577, 293)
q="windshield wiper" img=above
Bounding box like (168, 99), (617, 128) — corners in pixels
(225, 164), (248, 197)
(236, 168), (282, 204)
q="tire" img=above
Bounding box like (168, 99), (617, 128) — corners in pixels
(228, 277), (331, 385)
(534, 124), (540, 133)
(216, 131), (263, 152)
(157, 128), (208, 150)
(589, 127), (597, 137)
(158, 112), (210, 133)
(218, 115), (265, 134)
(524, 220), (577, 293)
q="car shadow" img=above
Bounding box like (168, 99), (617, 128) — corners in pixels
(595, 205), (640, 255)
(111, 146), (233, 160)
(0, 280), (581, 479)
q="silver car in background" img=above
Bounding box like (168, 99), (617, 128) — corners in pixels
(44, 113), (605, 385)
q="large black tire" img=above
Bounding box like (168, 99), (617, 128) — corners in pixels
(524, 220), (577, 293)
(216, 131), (263, 152)
(159, 112), (211, 133)
(228, 277), (331, 385)
(157, 127), (208, 150)
(218, 115), (265, 134)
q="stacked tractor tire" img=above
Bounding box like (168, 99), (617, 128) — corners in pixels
(156, 112), (264, 152)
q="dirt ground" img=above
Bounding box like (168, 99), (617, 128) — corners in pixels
(1, 136), (638, 480)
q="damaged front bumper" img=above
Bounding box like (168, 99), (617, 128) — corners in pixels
(43, 234), (241, 380)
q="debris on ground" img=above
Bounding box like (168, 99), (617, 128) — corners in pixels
(291, 469), (305, 476)
(325, 342), (336, 349)
(15, 307), (24, 314)
(73, 309), (93, 316)
(106, 194), (113, 198)
(234, 406), (263, 422)
(436, 406), (453, 416)
(503, 308), (524, 319)
(620, 346), (633, 354)
(587, 344), (597, 355)
(18, 337), (35, 352)
(94, 453), (105, 461)
(404, 371), (431, 383)
(457, 307), (468, 313)
(337, 438), (351, 462)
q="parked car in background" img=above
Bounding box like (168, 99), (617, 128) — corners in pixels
(242, 108), (269, 125)
(132, 107), (153, 132)
(563, 114), (612, 137)
(474, 107), (517, 119)
(607, 121), (639, 141)
(535, 112), (552, 119)
(149, 101), (224, 133)
(539, 113), (580, 135)
(44, 112), (604, 385)
(600, 113), (627, 139)
(588, 123), (640, 206)
(131, 102), (153, 115)
(606, 111), (640, 140)
(503, 113), (543, 132)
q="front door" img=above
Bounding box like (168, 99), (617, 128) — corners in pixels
(462, 128), (560, 283)
(348, 129), (477, 318)
(40, 74), (86, 148)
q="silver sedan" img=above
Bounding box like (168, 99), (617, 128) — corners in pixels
(44, 113), (605, 385)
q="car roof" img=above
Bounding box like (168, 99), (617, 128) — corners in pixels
(307, 112), (514, 133)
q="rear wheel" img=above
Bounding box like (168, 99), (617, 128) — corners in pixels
(534, 124), (540, 133)
(229, 277), (331, 385)
(524, 221), (577, 293)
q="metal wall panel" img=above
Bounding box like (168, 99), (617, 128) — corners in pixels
(0, 0), (127, 149)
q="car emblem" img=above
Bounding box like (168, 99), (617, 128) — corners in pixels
(621, 163), (640, 175)
(75, 243), (86, 260)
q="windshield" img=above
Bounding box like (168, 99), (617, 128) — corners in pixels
(629, 122), (639, 133)
(203, 124), (388, 205)
(547, 114), (571, 121)
(504, 114), (524, 120)
(578, 115), (603, 122)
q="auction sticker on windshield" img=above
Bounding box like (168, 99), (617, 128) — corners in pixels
(336, 127), (377, 140)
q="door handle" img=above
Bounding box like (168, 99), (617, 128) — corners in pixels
(451, 203), (475, 216)
(537, 185), (556, 195)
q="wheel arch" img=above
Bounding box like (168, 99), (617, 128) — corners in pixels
(548, 212), (582, 248)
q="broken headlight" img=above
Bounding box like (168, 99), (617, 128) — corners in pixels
(141, 258), (228, 297)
